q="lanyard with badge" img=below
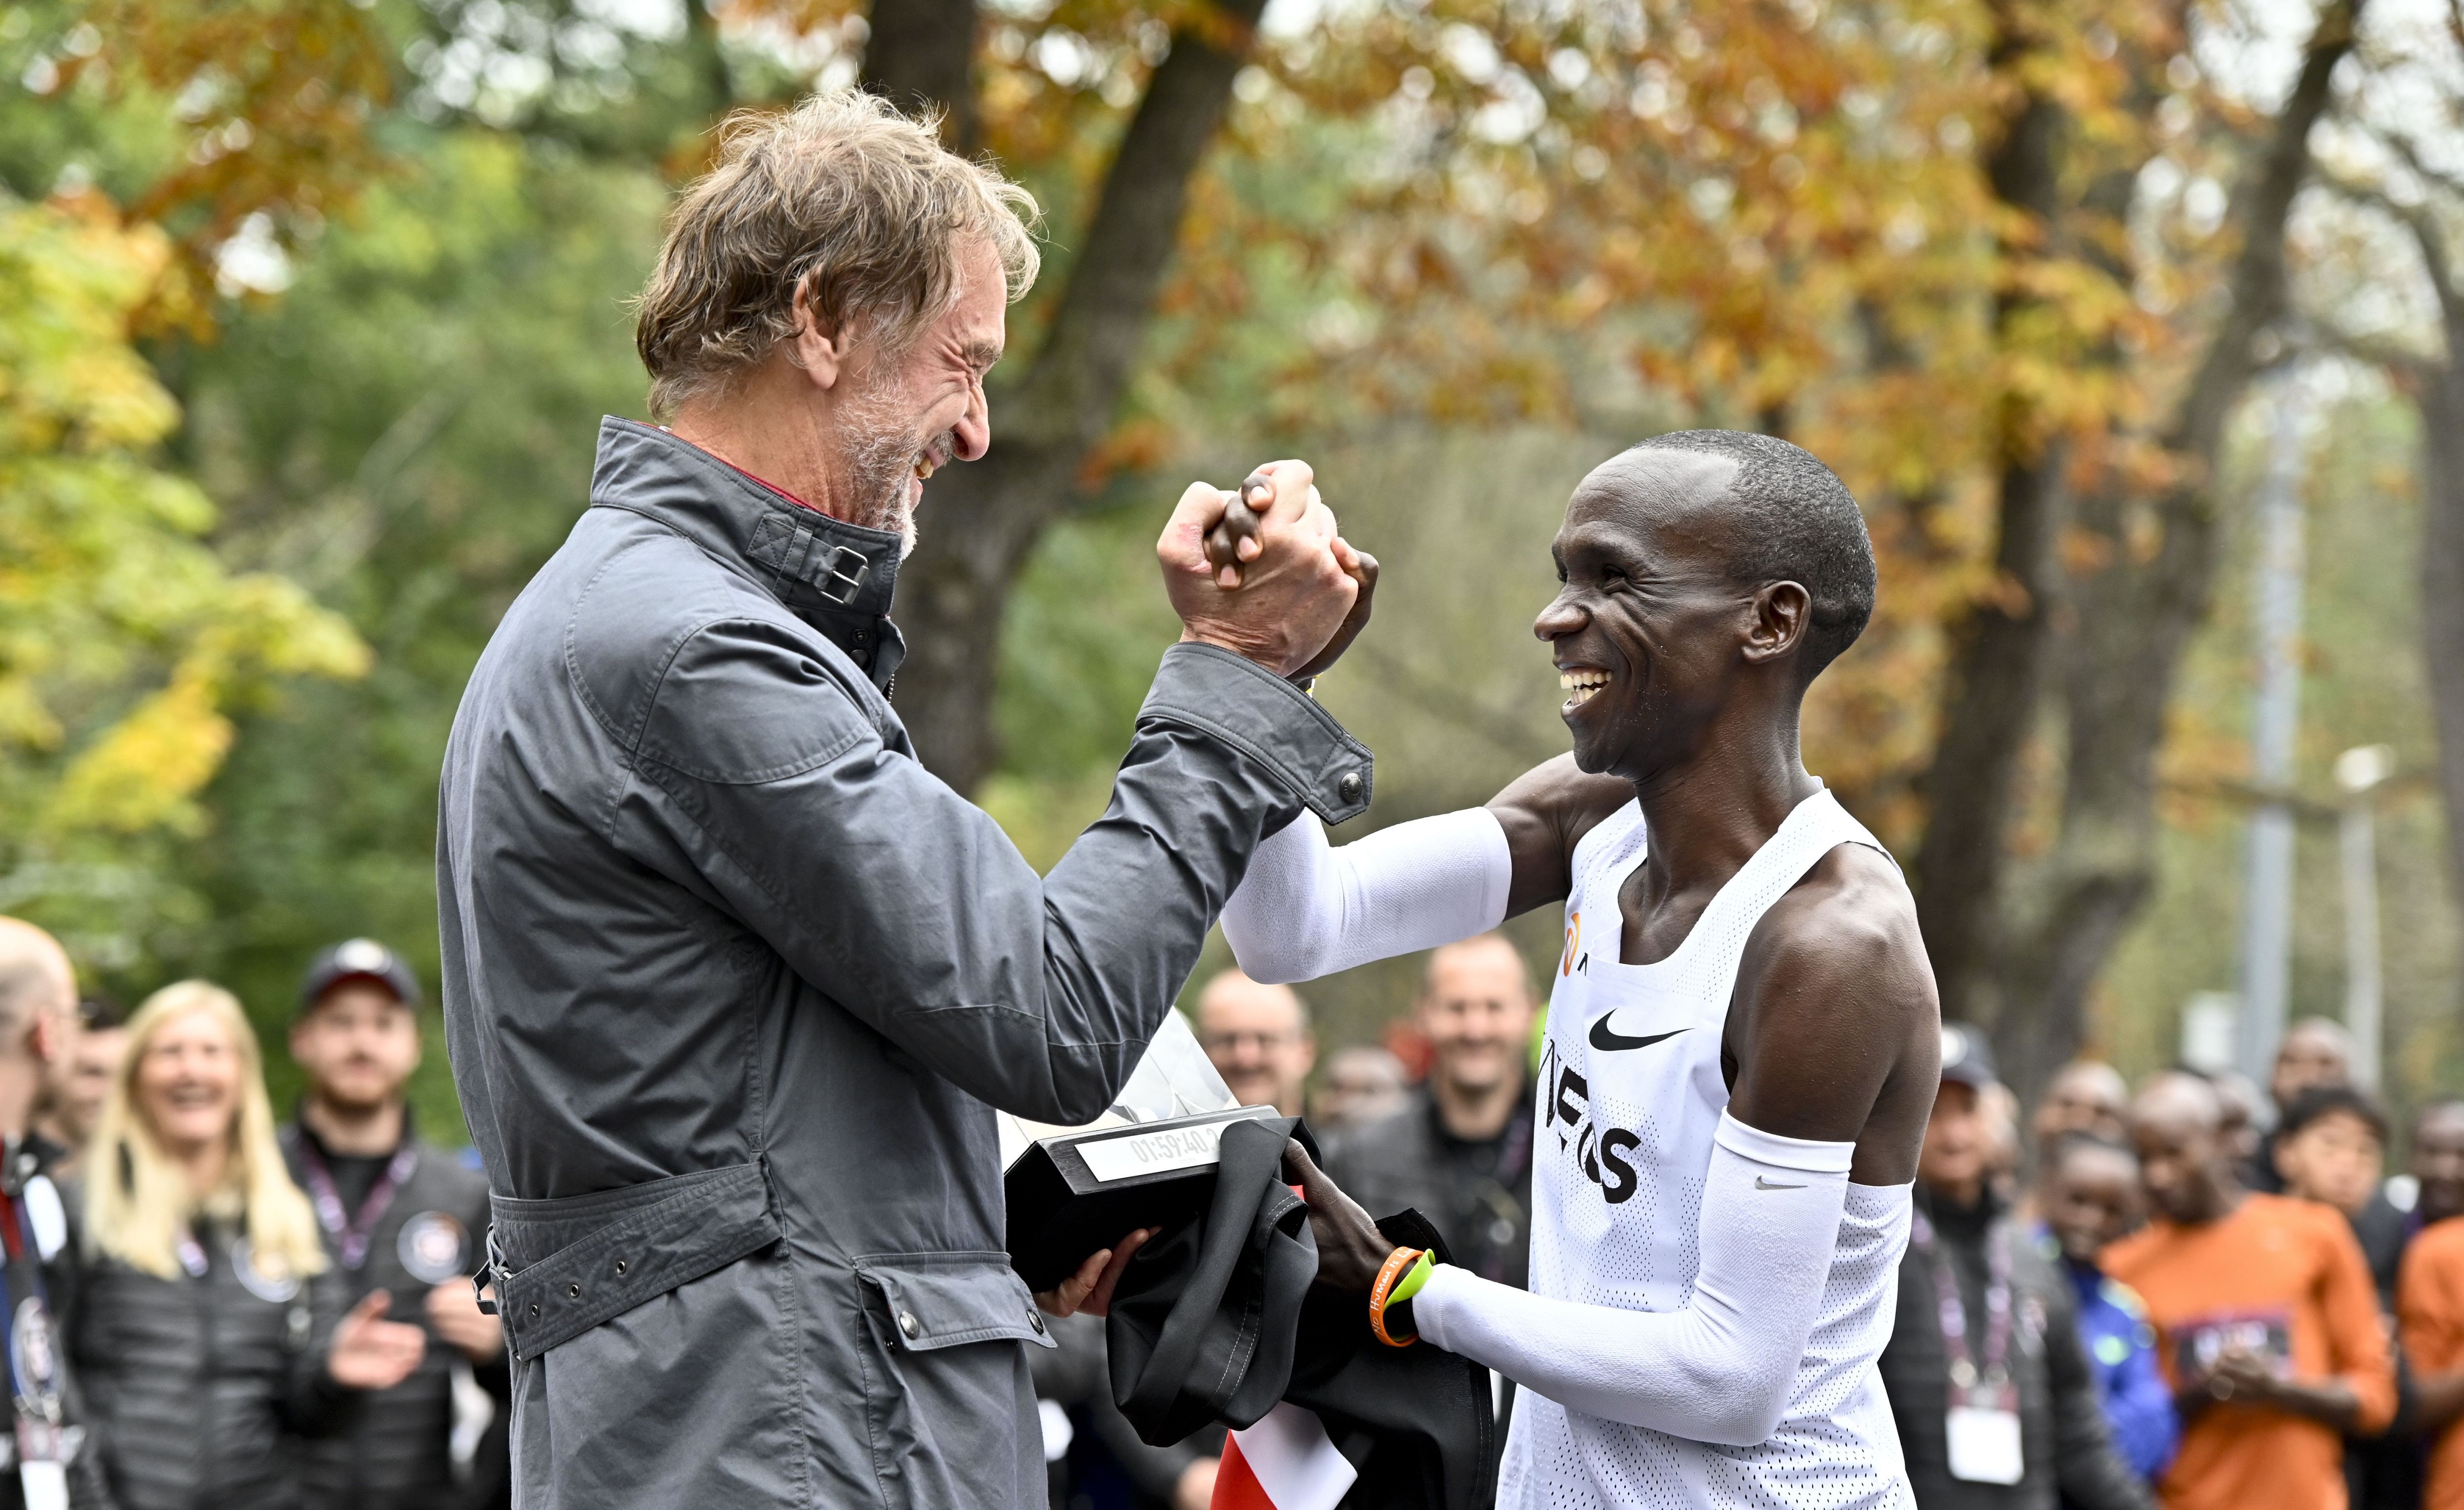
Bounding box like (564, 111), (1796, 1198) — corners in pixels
(295, 1141), (418, 1271)
(0, 1160), (69, 1510)
(1912, 1208), (2022, 1485)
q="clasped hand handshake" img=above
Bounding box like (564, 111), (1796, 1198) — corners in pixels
(1031, 465), (1397, 1321)
(1155, 459), (1378, 681)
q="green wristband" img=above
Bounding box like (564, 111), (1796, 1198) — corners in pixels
(1386, 1247), (1436, 1306)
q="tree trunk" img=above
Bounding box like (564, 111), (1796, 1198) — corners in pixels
(861, 0), (979, 153)
(1911, 13), (2071, 1026)
(886, 0), (1271, 791)
(2414, 281), (2464, 906)
(1988, 0), (2362, 1105)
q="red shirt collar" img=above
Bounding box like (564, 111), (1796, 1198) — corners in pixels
(662, 429), (820, 514)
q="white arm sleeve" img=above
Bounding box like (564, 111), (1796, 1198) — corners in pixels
(1220, 808), (1512, 985)
(1412, 1111), (1854, 1447)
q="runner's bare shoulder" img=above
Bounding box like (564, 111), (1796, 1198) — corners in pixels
(1726, 843), (1940, 1184)
(1487, 753), (1636, 917)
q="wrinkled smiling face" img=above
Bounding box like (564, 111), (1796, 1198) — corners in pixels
(1535, 450), (1751, 781)
(828, 236), (1006, 555)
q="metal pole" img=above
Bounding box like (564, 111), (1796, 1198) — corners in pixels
(2336, 744), (2395, 1092)
(2236, 377), (2311, 1086)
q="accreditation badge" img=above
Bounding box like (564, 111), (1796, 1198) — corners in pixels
(398, 1212), (470, 1286)
(9, 1294), (65, 1510)
(232, 1240), (302, 1304)
(1945, 1385), (2022, 1485)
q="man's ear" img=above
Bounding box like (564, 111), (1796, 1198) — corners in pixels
(1742, 581), (1811, 664)
(787, 275), (848, 391)
(28, 1009), (56, 1069)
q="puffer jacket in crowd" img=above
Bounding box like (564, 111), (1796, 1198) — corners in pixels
(1877, 1185), (2150, 1510)
(70, 1216), (357, 1510)
(278, 1123), (508, 1510)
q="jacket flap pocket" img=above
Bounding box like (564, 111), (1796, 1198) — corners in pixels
(493, 1161), (781, 1361)
(855, 1252), (1055, 1352)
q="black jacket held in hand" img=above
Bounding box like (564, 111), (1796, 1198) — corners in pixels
(1876, 1187), (2150, 1510)
(71, 1218), (358, 1510)
(277, 1124), (509, 1510)
(1106, 1118), (1496, 1510)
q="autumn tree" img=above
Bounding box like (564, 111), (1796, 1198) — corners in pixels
(0, 195), (366, 961)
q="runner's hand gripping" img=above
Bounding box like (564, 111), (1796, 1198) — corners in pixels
(1163, 453), (1380, 675)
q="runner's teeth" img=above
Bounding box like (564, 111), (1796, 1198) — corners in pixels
(913, 453), (937, 481)
(1558, 669), (1608, 708)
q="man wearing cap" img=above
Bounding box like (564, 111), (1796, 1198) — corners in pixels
(281, 940), (508, 1510)
(1876, 1024), (2150, 1510)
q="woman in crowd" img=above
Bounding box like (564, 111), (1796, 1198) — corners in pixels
(70, 981), (425, 1510)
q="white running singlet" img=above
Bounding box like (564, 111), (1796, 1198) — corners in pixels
(1504, 787), (1915, 1510)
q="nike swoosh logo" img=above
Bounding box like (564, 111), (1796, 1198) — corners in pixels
(1587, 1018), (1688, 1053)
(1755, 1177), (1806, 1191)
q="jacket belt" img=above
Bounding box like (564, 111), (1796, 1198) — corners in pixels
(487, 1161), (781, 1361)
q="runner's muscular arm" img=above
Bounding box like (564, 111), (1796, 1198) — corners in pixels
(1723, 844), (1941, 1187)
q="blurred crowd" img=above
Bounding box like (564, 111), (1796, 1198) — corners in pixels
(0, 915), (508, 1510)
(1042, 940), (2464, 1510)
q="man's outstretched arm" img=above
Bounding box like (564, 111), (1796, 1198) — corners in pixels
(605, 466), (1369, 1127)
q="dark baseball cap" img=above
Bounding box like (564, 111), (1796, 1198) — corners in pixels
(1939, 1023), (1999, 1090)
(299, 939), (422, 1013)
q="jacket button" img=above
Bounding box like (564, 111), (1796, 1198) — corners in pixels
(614, 1259), (628, 1276)
(527, 1303), (540, 1318)
(1028, 1307), (1046, 1336)
(1338, 771), (1364, 804)
(897, 1309), (920, 1339)
(568, 1283), (582, 1299)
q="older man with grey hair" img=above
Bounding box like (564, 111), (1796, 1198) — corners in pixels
(437, 93), (1375, 1509)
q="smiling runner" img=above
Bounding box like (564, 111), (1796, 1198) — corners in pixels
(1219, 431), (1941, 1509)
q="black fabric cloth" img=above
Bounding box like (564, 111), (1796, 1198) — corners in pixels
(1106, 1117), (1495, 1510)
(71, 1214), (357, 1510)
(1321, 1086), (1533, 1291)
(1032, 1310), (1221, 1509)
(278, 1121), (510, 1510)
(1876, 1185), (2150, 1510)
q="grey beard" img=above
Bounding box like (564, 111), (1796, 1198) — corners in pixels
(841, 419), (919, 558)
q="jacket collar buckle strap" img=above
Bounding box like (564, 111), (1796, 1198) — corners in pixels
(815, 544), (870, 606)
(742, 511), (906, 690)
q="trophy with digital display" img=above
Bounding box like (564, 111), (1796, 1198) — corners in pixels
(1001, 1011), (1281, 1291)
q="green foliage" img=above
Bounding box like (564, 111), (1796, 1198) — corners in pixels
(0, 195), (367, 975)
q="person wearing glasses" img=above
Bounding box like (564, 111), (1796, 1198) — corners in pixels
(1194, 970), (1317, 1118)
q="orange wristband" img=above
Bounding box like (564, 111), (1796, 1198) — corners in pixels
(1369, 1246), (1425, 1347)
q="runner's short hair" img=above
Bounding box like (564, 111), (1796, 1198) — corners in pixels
(2041, 1129), (2136, 1178)
(2277, 1084), (2389, 1145)
(634, 92), (1042, 420)
(1631, 430), (1877, 677)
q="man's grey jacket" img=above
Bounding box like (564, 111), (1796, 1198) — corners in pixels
(437, 419), (1371, 1509)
